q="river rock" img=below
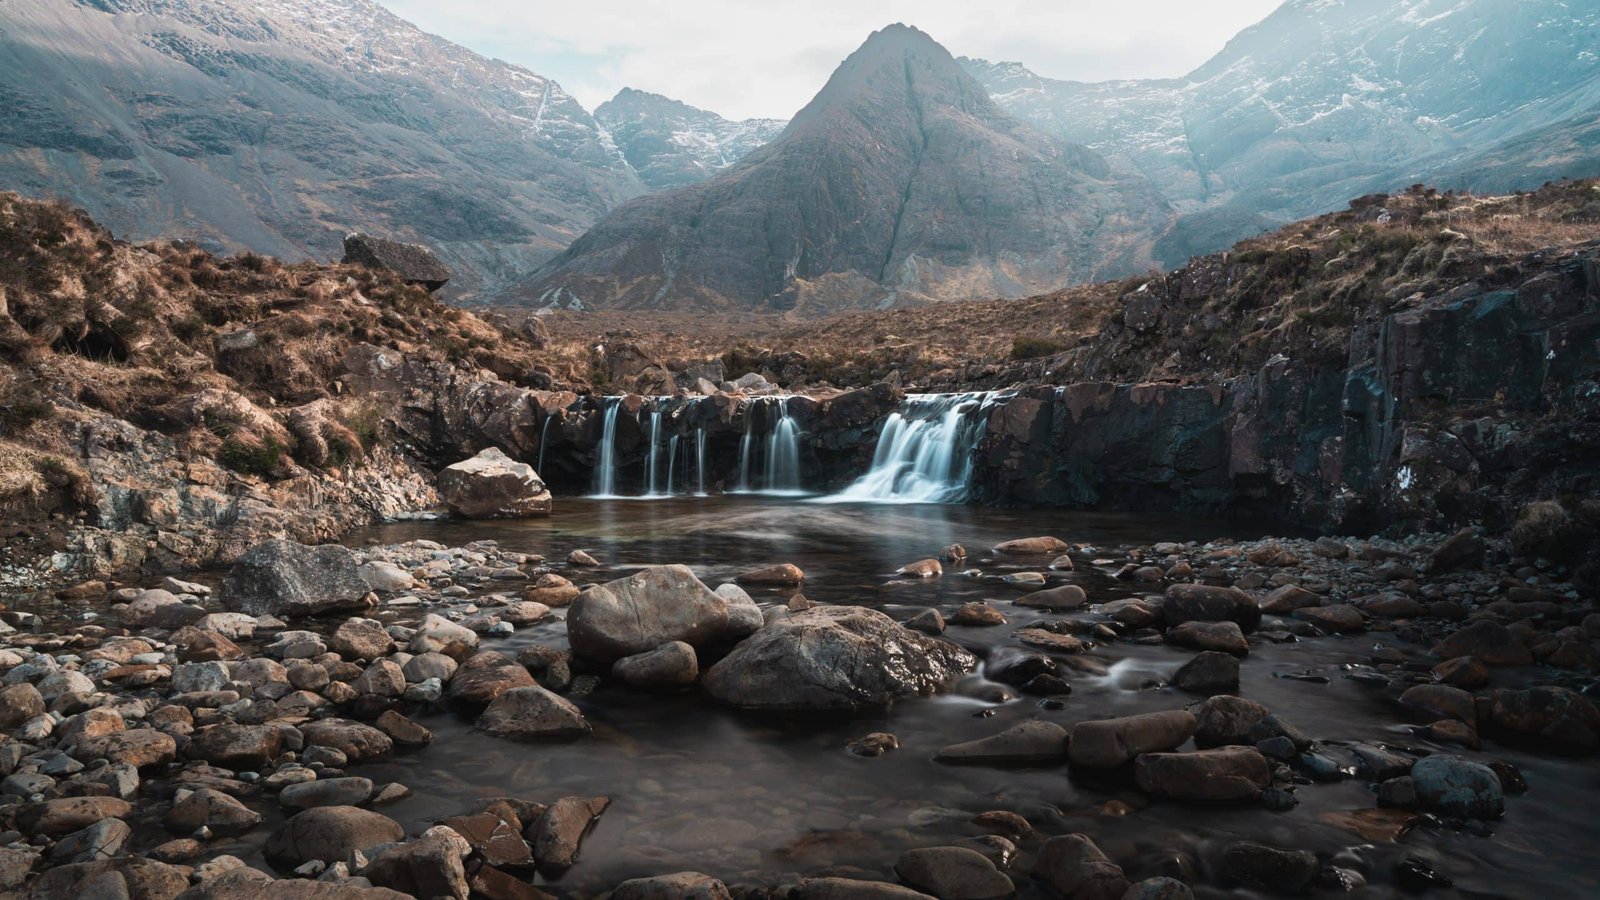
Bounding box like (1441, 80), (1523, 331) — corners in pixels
(365, 828), (470, 899)
(222, 540), (371, 618)
(1135, 747), (1270, 801)
(1261, 584), (1322, 613)
(438, 447), (552, 519)
(1432, 620), (1533, 666)
(1429, 528), (1485, 573)
(448, 650), (536, 708)
(610, 871), (731, 900)
(993, 537), (1071, 555)
(1410, 755), (1504, 818)
(410, 614), (480, 660)
(17, 797), (133, 836)
(330, 618), (397, 661)
(898, 559), (942, 578)
(1161, 584), (1261, 632)
(894, 846), (1013, 900)
(17, 857), (190, 899)
(164, 788), (262, 837)
(478, 685), (591, 740)
(796, 878), (934, 900)
(265, 806), (405, 868)
(300, 719), (394, 761)
(178, 869), (411, 898)
(70, 728), (176, 769)
(1194, 695), (1271, 747)
(48, 818), (130, 865)
(906, 609), (945, 635)
(403, 652), (458, 684)
(279, 777), (374, 810)
(1032, 833), (1128, 900)
(358, 561), (416, 593)
(1165, 620), (1249, 656)
(936, 720), (1069, 765)
(952, 602), (1006, 626)
(1399, 684), (1476, 724)
(376, 710), (433, 746)
(702, 606), (977, 711)
(569, 565), (762, 661)
(186, 724), (285, 768)
(1171, 651), (1239, 693)
(530, 795), (609, 872)
(1484, 686), (1600, 752)
(737, 563), (805, 586)
(1220, 841), (1320, 893)
(613, 641), (699, 688)
(0, 683), (44, 729)
(1069, 710), (1196, 768)
(1295, 603), (1367, 633)
(1014, 584), (1087, 610)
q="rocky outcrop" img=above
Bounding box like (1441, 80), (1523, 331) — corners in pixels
(702, 606), (977, 711)
(342, 234), (453, 293)
(221, 541), (371, 619)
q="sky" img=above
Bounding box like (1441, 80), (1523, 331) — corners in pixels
(375, 1), (1285, 121)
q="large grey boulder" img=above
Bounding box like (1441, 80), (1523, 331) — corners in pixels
(568, 566), (762, 661)
(221, 540), (370, 618)
(702, 606), (977, 711)
(342, 233), (451, 292)
(437, 447), (552, 519)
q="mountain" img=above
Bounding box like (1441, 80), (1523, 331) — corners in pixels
(516, 24), (1171, 314)
(964, 0), (1600, 266)
(0, 0), (644, 299)
(596, 88), (787, 190)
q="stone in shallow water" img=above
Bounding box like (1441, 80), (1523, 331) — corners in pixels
(993, 537), (1071, 555)
(569, 565), (761, 662)
(1220, 841), (1320, 893)
(1161, 584), (1261, 632)
(1410, 755), (1504, 818)
(613, 641), (699, 688)
(894, 846), (1013, 900)
(477, 685), (591, 741)
(1171, 651), (1239, 693)
(1032, 833), (1128, 900)
(1134, 747), (1270, 802)
(702, 606), (976, 711)
(1069, 710), (1196, 768)
(936, 720), (1069, 765)
(611, 871), (731, 900)
(263, 806), (405, 869)
(438, 447), (552, 519)
(221, 540), (370, 619)
(1014, 584), (1086, 610)
(1165, 620), (1249, 656)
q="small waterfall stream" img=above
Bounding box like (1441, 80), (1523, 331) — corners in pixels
(695, 427), (708, 496)
(590, 398), (622, 498)
(825, 392), (1007, 503)
(734, 397), (805, 495)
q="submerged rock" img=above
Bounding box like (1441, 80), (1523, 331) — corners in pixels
(703, 606), (977, 711)
(613, 641), (700, 688)
(477, 685), (591, 740)
(895, 846), (1013, 900)
(1135, 747), (1270, 802)
(1410, 755), (1505, 818)
(1033, 833), (1128, 900)
(936, 720), (1070, 765)
(264, 806), (404, 868)
(1069, 710), (1196, 768)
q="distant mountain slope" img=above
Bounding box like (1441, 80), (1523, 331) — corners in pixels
(596, 88), (786, 190)
(0, 0), (644, 298)
(965, 0), (1600, 266)
(516, 25), (1171, 314)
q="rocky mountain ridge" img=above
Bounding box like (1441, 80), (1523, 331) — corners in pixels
(517, 24), (1171, 313)
(595, 88), (787, 190)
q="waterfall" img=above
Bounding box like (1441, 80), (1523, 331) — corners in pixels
(590, 398), (621, 498)
(666, 434), (681, 495)
(642, 403), (664, 497)
(825, 392), (1007, 504)
(762, 400), (802, 494)
(536, 414), (554, 476)
(696, 427), (708, 496)
(737, 413), (755, 491)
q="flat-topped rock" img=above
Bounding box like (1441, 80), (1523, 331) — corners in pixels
(342, 232), (451, 291)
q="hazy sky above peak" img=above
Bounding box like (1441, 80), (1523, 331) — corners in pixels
(375, 1), (1284, 121)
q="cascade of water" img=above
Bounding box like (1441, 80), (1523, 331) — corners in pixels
(762, 399), (802, 494)
(643, 403), (664, 497)
(825, 392), (1006, 503)
(666, 434), (680, 496)
(536, 414), (554, 476)
(590, 398), (621, 497)
(696, 427), (708, 496)
(737, 408), (755, 492)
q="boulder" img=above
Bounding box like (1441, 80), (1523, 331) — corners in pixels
(358, 561), (415, 593)
(438, 447), (552, 519)
(222, 540), (370, 618)
(1161, 584), (1261, 632)
(894, 847), (1013, 900)
(410, 614), (480, 660)
(176, 869), (411, 898)
(1069, 710), (1196, 768)
(365, 829), (469, 899)
(702, 606), (976, 711)
(448, 651), (536, 708)
(935, 720), (1070, 765)
(1432, 620), (1533, 666)
(164, 788), (262, 837)
(795, 878), (934, 900)
(0, 683), (44, 729)
(611, 872), (731, 900)
(1014, 584), (1087, 610)
(1484, 686), (1600, 753)
(530, 795), (609, 872)
(279, 777), (374, 810)
(736, 563), (805, 586)
(264, 806), (405, 869)
(1410, 755), (1504, 818)
(17, 797), (133, 837)
(613, 641), (699, 688)
(1134, 747), (1270, 802)
(1165, 620), (1249, 656)
(1032, 834), (1128, 900)
(186, 724), (285, 769)
(1193, 695), (1270, 747)
(568, 566), (761, 661)
(1295, 604), (1367, 633)
(300, 719), (394, 761)
(329, 618), (396, 661)
(342, 232), (451, 291)
(478, 685), (591, 741)
(1170, 651), (1239, 693)
(1220, 842), (1320, 893)
(993, 537), (1071, 555)
(897, 559), (943, 578)
(1429, 528), (1485, 574)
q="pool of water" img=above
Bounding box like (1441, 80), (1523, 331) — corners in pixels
(189, 498), (1600, 895)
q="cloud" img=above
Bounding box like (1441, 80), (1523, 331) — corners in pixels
(376, 0), (1284, 120)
